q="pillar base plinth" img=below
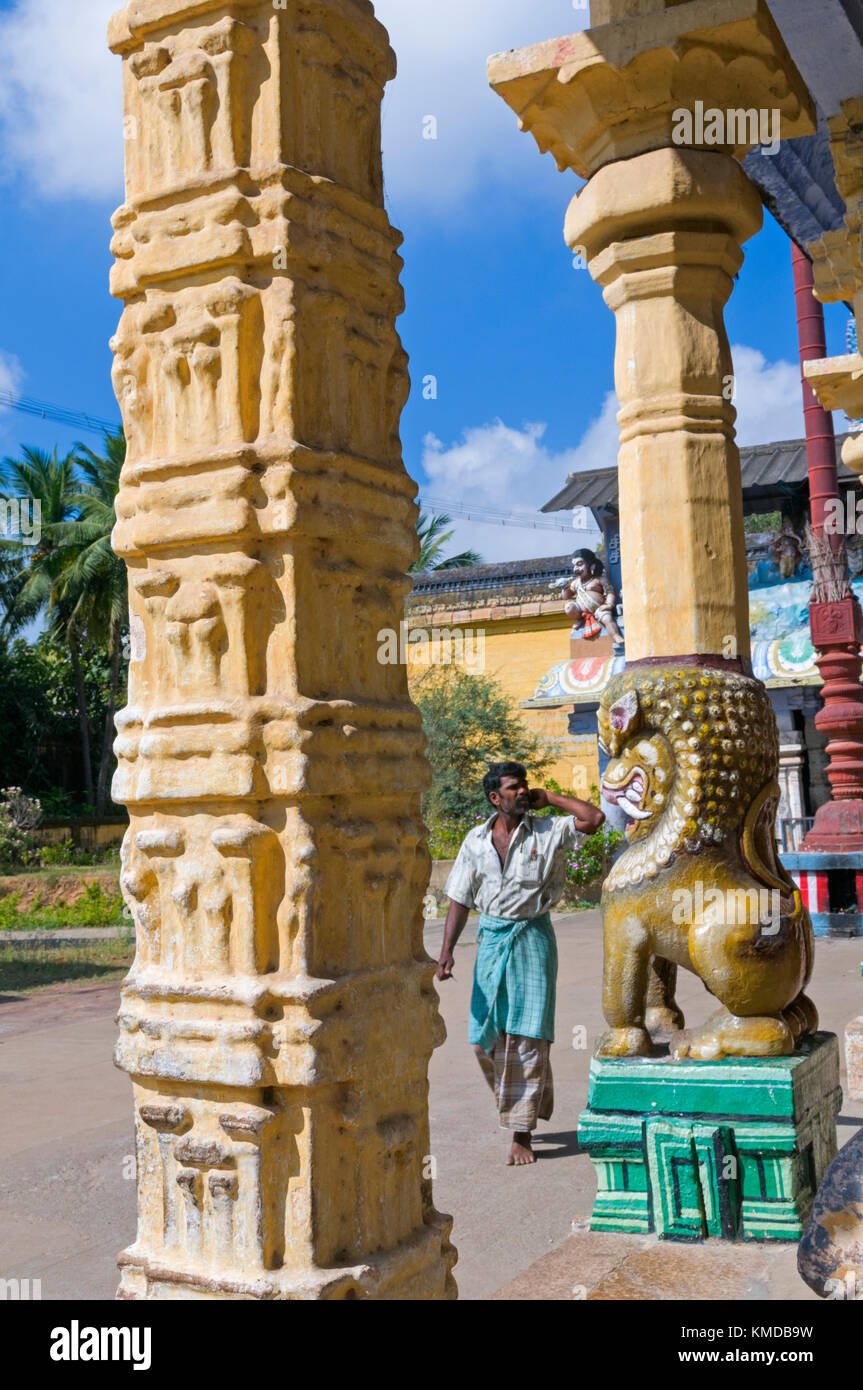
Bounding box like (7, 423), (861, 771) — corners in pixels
(578, 1035), (841, 1242)
(117, 1219), (458, 1301)
(803, 799), (863, 853)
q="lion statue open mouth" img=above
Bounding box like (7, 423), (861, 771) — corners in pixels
(596, 666), (816, 1061)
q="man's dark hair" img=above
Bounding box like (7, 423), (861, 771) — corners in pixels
(573, 548), (604, 579)
(483, 761), (527, 804)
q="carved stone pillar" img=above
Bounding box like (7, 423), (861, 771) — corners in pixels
(108, 0), (455, 1300)
(775, 707), (807, 849)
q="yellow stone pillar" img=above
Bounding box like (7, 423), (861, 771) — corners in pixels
(108, 0), (455, 1300)
(564, 147), (760, 663)
(490, 1), (823, 1060)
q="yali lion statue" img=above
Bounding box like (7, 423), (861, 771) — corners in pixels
(597, 664), (817, 1060)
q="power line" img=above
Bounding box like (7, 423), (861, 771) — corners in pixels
(419, 494), (596, 533)
(0, 390), (120, 437)
(0, 389), (594, 532)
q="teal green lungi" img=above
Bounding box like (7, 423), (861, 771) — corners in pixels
(469, 912), (557, 1053)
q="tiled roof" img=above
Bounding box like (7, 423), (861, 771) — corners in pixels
(542, 435), (859, 513)
(410, 554), (572, 595)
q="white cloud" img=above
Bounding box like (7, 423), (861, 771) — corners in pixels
(0, 350), (24, 406)
(419, 418), (601, 564)
(558, 390), (620, 473)
(730, 344), (803, 445)
(0, 0), (121, 200)
(0, 0), (581, 208)
(415, 341), (848, 564)
(376, 0), (585, 212)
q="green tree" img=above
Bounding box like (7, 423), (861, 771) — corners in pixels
(743, 510), (783, 534)
(411, 512), (482, 573)
(59, 431), (128, 813)
(411, 666), (552, 821)
(0, 635), (115, 804)
(0, 446), (96, 801)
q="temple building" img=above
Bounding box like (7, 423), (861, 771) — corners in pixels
(408, 432), (863, 852)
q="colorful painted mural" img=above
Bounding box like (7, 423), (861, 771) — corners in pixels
(528, 578), (863, 705)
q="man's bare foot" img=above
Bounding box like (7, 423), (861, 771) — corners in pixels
(506, 1133), (536, 1166)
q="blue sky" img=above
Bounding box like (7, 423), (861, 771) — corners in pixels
(0, 0), (852, 563)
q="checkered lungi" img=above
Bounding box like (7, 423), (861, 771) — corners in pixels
(469, 911), (557, 1131)
(474, 1033), (554, 1132)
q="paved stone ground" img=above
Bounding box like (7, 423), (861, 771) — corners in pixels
(0, 910), (861, 1300)
(426, 911), (863, 1300)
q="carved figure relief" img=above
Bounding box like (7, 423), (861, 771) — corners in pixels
(128, 18), (258, 192)
(120, 820), (279, 978)
(134, 1098), (280, 1272)
(131, 556), (270, 704)
(113, 282), (262, 463)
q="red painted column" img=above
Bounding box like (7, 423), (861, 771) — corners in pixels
(792, 242), (863, 849)
(792, 242), (840, 533)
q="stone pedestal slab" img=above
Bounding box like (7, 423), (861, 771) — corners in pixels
(578, 1034), (841, 1242)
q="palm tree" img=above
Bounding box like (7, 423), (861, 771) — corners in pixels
(411, 512), (482, 573)
(0, 446), (96, 802)
(59, 430), (128, 814)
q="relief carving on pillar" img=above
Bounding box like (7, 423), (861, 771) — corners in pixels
(128, 1096), (284, 1283)
(260, 281), (407, 460)
(129, 555), (272, 706)
(112, 281), (262, 464)
(127, 17), (258, 194)
(597, 666), (818, 1061)
(120, 818), (281, 979)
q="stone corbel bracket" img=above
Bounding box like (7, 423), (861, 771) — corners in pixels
(487, 0), (815, 179)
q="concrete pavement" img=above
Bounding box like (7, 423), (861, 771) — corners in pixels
(0, 910), (861, 1299)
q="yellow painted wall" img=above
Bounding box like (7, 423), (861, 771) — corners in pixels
(406, 614), (601, 794)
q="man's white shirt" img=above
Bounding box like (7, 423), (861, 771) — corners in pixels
(444, 812), (587, 920)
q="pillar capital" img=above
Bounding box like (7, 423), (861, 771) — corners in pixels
(807, 98), (863, 301)
(487, 0), (814, 181)
(565, 142), (762, 274)
(803, 351), (863, 474)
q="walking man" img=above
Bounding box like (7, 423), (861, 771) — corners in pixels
(436, 762), (604, 1165)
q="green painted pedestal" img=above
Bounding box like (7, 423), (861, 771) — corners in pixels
(577, 1033), (842, 1242)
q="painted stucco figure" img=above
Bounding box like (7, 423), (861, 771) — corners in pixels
(597, 665), (817, 1060)
(552, 549), (624, 653)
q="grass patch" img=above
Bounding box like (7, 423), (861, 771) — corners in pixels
(0, 865), (120, 882)
(0, 939), (134, 995)
(0, 881), (126, 931)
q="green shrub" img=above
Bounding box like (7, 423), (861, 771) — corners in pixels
(40, 839), (77, 867)
(39, 787), (76, 819)
(0, 880), (125, 931)
(563, 825), (625, 893)
(411, 667), (552, 823)
(0, 789), (41, 874)
(38, 841), (123, 869)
